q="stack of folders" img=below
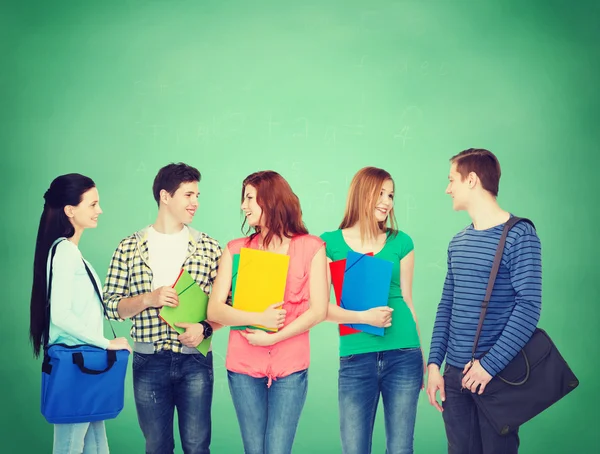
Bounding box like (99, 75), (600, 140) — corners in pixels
(329, 251), (393, 336)
(230, 248), (290, 332)
(159, 269), (212, 356)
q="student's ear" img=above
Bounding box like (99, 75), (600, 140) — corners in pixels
(160, 189), (170, 205)
(467, 172), (478, 189)
(63, 205), (74, 218)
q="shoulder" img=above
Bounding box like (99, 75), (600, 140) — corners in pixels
(387, 229), (414, 258)
(506, 218), (541, 252)
(192, 228), (221, 248)
(111, 232), (140, 256)
(388, 229), (412, 244)
(507, 218), (538, 239)
(297, 233), (325, 248)
(452, 225), (472, 241)
(53, 239), (80, 263)
(319, 229), (342, 245)
(319, 229), (336, 241)
(188, 228), (223, 259)
(292, 234), (325, 264)
(227, 236), (252, 254)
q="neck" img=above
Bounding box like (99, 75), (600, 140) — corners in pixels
(466, 195), (509, 230)
(347, 222), (381, 244)
(153, 211), (185, 234)
(258, 228), (289, 250)
(68, 228), (83, 246)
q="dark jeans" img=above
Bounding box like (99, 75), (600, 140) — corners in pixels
(133, 351), (213, 454)
(442, 364), (520, 454)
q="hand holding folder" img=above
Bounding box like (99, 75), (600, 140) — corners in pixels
(230, 248), (289, 332)
(339, 251), (393, 336)
(329, 253), (374, 336)
(159, 269), (212, 356)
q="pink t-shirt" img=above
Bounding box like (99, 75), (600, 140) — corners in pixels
(225, 234), (324, 385)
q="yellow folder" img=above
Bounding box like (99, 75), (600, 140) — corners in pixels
(233, 247), (290, 332)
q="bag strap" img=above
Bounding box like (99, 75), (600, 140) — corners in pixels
(44, 239), (116, 351)
(82, 258), (117, 339)
(470, 216), (536, 361)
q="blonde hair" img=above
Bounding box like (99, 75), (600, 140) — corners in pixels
(339, 167), (398, 242)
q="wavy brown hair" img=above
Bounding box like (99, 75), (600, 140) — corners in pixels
(241, 171), (308, 248)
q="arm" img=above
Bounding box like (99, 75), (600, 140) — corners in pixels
(426, 247), (454, 411)
(325, 258), (393, 327)
(427, 247), (454, 369)
(206, 247), (279, 328)
(51, 245), (110, 349)
(400, 251), (423, 344)
(263, 245), (329, 344)
(204, 240), (225, 332)
(103, 241), (138, 321)
(479, 231), (542, 377)
(103, 241), (178, 320)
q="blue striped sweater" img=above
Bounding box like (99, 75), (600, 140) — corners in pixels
(427, 219), (542, 377)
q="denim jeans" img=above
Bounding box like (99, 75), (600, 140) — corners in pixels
(133, 351), (214, 454)
(442, 364), (520, 454)
(53, 421), (109, 454)
(338, 348), (423, 454)
(227, 369), (308, 454)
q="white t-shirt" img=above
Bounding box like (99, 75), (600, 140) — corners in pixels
(147, 225), (189, 289)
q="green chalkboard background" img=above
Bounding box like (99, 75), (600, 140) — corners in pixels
(2, 0), (597, 452)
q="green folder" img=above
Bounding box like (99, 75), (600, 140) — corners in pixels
(230, 253), (246, 331)
(159, 269), (212, 356)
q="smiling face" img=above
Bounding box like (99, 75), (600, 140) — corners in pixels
(65, 187), (102, 231)
(446, 162), (472, 211)
(374, 179), (394, 223)
(241, 184), (263, 227)
(162, 181), (199, 224)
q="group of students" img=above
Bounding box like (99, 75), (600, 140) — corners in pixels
(29, 147), (542, 454)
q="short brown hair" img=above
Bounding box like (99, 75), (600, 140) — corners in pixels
(152, 163), (201, 206)
(450, 148), (501, 196)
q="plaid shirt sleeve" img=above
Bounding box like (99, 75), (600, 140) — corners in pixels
(209, 238), (222, 283)
(205, 237), (233, 305)
(103, 239), (131, 322)
(187, 236), (222, 294)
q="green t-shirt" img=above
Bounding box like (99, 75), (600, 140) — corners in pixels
(320, 229), (420, 357)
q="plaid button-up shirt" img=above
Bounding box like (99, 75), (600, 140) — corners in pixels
(103, 225), (222, 353)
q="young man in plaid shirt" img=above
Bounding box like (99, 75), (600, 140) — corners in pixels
(103, 163), (222, 454)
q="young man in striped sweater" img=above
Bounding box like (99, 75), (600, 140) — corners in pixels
(426, 148), (542, 454)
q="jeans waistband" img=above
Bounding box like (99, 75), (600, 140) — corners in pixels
(133, 341), (205, 355)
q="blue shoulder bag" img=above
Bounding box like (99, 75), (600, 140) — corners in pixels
(41, 240), (130, 424)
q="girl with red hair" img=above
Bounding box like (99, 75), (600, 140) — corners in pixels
(208, 170), (328, 454)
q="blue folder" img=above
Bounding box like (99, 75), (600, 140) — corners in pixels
(340, 251), (393, 336)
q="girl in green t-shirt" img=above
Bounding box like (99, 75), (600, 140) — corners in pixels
(320, 166), (425, 454)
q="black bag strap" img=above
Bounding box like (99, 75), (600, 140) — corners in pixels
(471, 216), (536, 361)
(72, 350), (117, 375)
(44, 239), (116, 352)
(82, 259), (117, 339)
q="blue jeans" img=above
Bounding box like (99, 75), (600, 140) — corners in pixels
(227, 369), (308, 454)
(53, 421), (109, 454)
(338, 348), (423, 454)
(133, 351), (213, 454)
(442, 364), (520, 454)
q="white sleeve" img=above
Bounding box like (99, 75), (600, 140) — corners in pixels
(49, 242), (111, 349)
